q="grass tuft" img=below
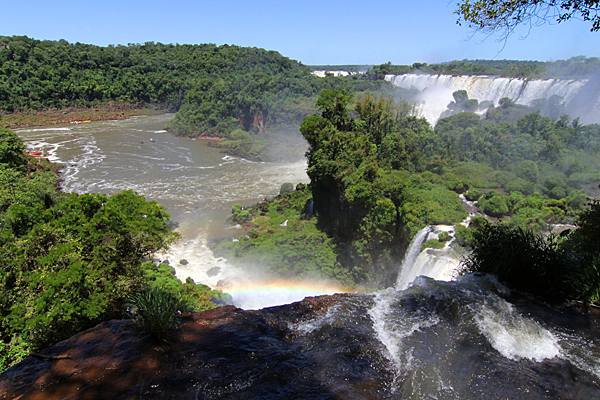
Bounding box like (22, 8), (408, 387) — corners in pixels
(128, 287), (185, 343)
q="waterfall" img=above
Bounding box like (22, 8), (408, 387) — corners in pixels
(395, 225), (464, 291)
(386, 73), (599, 125)
(395, 226), (432, 290)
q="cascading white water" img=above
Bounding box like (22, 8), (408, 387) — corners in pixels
(395, 225), (464, 291)
(367, 275), (600, 397)
(395, 227), (432, 290)
(386, 73), (599, 125)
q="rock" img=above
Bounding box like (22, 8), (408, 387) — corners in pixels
(0, 294), (392, 399)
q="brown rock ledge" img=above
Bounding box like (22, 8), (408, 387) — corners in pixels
(0, 293), (392, 400)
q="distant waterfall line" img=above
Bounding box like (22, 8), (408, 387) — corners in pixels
(385, 73), (600, 125)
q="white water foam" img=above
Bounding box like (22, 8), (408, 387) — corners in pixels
(395, 227), (432, 290)
(289, 304), (342, 335)
(475, 297), (560, 362)
(162, 229), (248, 290)
(395, 225), (464, 291)
(18, 127), (74, 133)
(556, 331), (600, 379)
(369, 289), (441, 369)
(378, 276), (564, 365)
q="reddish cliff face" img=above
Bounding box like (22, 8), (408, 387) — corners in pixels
(0, 294), (393, 400)
(239, 110), (266, 133)
(251, 111), (265, 133)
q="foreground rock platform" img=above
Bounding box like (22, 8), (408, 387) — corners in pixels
(0, 293), (392, 399)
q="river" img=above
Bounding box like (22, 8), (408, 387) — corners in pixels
(16, 114), (342, 308)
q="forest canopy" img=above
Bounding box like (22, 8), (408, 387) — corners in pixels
(0, 36), (388, 140)
(365, 56), (600, 79)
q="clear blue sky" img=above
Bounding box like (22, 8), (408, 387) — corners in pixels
(2, 0), (598, 65)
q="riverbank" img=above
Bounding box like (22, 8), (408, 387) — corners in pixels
(0, 103), (167, 129)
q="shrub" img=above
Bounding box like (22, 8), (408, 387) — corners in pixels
(235, 210), (252, 224)
(505, 178), (535, 196)
(128, 287), (185, 343)
(461, 209), (600, 303)
(143, 261), (181, 292)
(231, 204), (253, 224)
(514, 160), (539, 183)
(567, 199), (600, 256)
(566, 190), (589, 211)
(438, 231), (450, 241)
(141, 262), (227, 311)
(465, 188), (483, 201)
(180, 277), (231, 311)
(461, 224), (570, 300)
(469, 215), (489, 229)
(421, 239), (446, 251)
(0, 337), (32, 372)
(455, 224), (474, 246)
(228, 129), (251, 140)
(548, 185), (567, 200)
(479, 192), (509, 217)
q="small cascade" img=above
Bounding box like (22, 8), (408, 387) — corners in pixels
(409, 247), (460, 283)
(395, 226), (432, 290)
(395, 225), (465, 291)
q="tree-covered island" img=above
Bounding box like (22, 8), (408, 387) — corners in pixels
(217, 89), (600, 300)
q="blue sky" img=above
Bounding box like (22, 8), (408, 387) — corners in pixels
(2, 0), (598, 65)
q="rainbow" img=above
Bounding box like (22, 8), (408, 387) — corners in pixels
(223, 279), (350, 310)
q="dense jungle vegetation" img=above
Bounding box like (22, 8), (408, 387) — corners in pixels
(0, 36), (387, 142)
(218, 89), (599, 293)
(0, 35), (316, 114)
(309, 65), (373, 72)
(0, 126), (229, 372)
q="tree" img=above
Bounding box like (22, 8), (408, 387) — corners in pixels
(355, 93), (411, 146)
(315, 89), (354, 131)
(456, 0), (600, 39)
(0, 127), (27, 170)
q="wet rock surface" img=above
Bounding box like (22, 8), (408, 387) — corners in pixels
(0, 293), (393, 400)
(3, 287), (600, 399)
